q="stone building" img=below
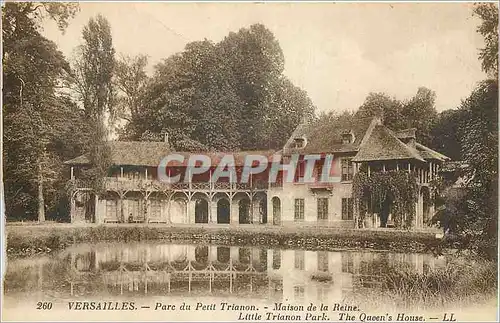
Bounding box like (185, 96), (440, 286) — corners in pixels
(65, 116), (449, 228)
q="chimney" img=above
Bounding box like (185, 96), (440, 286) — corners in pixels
(395, 128), (416, 147)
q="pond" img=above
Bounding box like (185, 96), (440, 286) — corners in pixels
(2, 242), (496, 321)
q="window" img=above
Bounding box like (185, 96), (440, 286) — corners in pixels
(239, 248), (251, 264)
(342, 134), (353, 144)
(150, 200), (161, 218)
(272, 249), (281, 270)
(217, 247), (230, 263)
(317, 198), (329, 220)
(293, 285), (305, 300)
(341, 158), (354, 181)
(317, 284), (330, 303)
(295, 161), (305, 181)
(342, 253), (354, 274)
(342, 131), (355, 144)
(106, 200), (117, 219)
(128, 199), (141, 221)
(293, 138), (305, 149)
(195, 246), (208, 263)
(294, 250), (305, 270)
(317, 251), (329, 272)
(294, 199), (305, 221)
(314, 162), (324, 181)
(342, 198), (354, 220)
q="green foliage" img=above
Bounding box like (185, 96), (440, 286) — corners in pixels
(355, 256), (497, 309)
(473, 3), (499, 78)
(72, 14), (115, 193)
(113, 54), (149, 132)
(353, 171), (419, 229)
(123, 24), (315, 151)
(455, 80), (498, 259)
(2, 2), (85, 221)
(430, 109), (468, 160)
(355, 87), (438, 147)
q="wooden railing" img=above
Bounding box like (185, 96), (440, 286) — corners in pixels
(71, 177), (270, 192)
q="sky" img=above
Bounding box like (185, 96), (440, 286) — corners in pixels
(41, 2), (489, 114)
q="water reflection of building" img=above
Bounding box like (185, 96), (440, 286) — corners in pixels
(63, 244), (446, 303)
(69, 244), (278, 298)
(3, 244), (447, 304)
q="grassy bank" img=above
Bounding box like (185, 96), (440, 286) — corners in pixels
(346, 257), (497, 312)
(6, 224), (446, 257)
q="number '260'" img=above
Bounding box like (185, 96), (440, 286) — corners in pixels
(36, 302), (53, 310)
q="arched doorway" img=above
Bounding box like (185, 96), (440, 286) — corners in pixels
(272, 197), (281, 225)
(422, 187), (431, 225)
(239, 199), (251, 224)
(260, 199), (268, 224)
(195, 246), (209, 263)
(217, 199), (230, 224)
(171, 199), (187, 223)
(195, 199), (209, 223)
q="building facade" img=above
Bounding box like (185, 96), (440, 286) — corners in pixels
(65, 117), (450, 229)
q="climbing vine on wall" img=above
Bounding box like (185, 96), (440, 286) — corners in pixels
(352, 170), (419, 229)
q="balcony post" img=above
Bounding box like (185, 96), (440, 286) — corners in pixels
(119, 194), (125, 223)
(145, 168), (148, 180)
(167, 199), (172, 224)
(250, 193), (254, 224)
(94, 193), (99, 224)
(188, 167), (192, 190)
(144, 196), (150, 224)
(70, 192), (76, 223)
(209, 169), (213, 191)
(120, 167), (124, 178)
(428, 162), (432, 182)
(70, 167), (74, 180)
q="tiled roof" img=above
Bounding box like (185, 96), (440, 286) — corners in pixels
(352, 125), (425, 162)
(283, 116), (377, 154)
(64, 141), (173, 167)
(415, 143), (450, 161)
(64, 141), (276, 167)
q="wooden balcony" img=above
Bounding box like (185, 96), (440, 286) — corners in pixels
(70, 177), (270, 193)
(308, 182), (335, 192)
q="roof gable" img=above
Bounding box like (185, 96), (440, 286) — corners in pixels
(352, 125), (425, 162)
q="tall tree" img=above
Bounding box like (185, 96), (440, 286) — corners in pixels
(473, 3), (498, 78)
(123, 24), (315, 151)
(355, 92), (404, 128)
(430, 109), (467, 161)
(355, 88), (438, 146)
(400, 87), (438, 146)
(2, 2), (80, 221)
(72, 14), (115, 191)
(456, 80), (498, 259)
(113, 54), (149, 135)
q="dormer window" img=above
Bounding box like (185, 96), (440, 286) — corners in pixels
(342, 131), (355, 144)
(293, 137), (306, 149)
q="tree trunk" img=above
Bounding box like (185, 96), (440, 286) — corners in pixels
(37, 163), (45, 222)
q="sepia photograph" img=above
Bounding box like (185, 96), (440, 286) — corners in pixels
(1, 1), (498, 322)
